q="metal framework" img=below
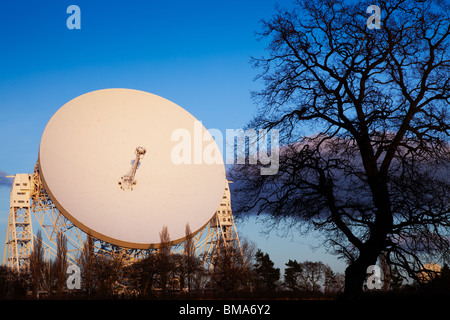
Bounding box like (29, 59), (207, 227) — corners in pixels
(3, 174), (34, 272)
(30, 163), (86, 265)
(191, 181), (243, 268)
(3, 166), (243, 276)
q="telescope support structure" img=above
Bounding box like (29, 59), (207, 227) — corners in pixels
(3, 169), (243, 280)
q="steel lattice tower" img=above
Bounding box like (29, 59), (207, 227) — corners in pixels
(3, 172), (243, 277)
(3, 174), (34, 272)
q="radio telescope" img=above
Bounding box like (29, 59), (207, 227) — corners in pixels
(3, 89), (242, 273)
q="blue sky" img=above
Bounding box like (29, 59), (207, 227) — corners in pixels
(0, 0), (347, 274)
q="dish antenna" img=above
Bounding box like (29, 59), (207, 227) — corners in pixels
(36, 88), (227, 249)
(4, 88), (242, 275)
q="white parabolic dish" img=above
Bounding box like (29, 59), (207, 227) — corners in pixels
(38, 88), (226, 249)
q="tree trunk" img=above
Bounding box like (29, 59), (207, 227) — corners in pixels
(344, 259), (368, 297)
(344, 249), (379, 298)
(342, 166), (394, 298)
(343, 226), (391, 298)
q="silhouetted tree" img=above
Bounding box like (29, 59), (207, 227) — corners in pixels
(41, 259), (55, 296)
(0, 266), (12, 298)
(253, 249), (280, 292)
(182, 223), (202, 293)
(298, 261), (324, 292)
(92, 248), (125, 297)
(425, 263), (450, 293)
(209, 239), (250, 296)
(78, 236), (95, 295)
(156, 226), (174, 295)
(0, 266), (27, 299)
(284, 259), (302, 291)
(29, 230), (44, 298)
(126, 249), (158, 297)
(324, 266), (345, 295)
(239, 237), (258, 291)
(54, 232), (68, 296)
(285, 260), (343, 295)
(230, 0), (450, 298)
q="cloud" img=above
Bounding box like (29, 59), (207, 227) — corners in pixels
(0, 170), (13, 188)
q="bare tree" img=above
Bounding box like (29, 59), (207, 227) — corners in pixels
(183, 223), (202, 293)
(78, 236), (95, 295)
(29, 230), (44, 298)
(156, 225), (173, 295)
(92, 249), (125, 297)
(230, 0), (450, 297)
(42, 259), (55, 296)
(0, 265), (27, 299)
(299, 261), (328, 292)
(208, 238), (252, 296)
(54, 232), (68, 296)
(125, 248), (158, 297)
(284, 260), (335, 293)
(324, 266), (345, 295)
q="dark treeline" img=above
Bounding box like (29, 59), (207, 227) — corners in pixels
(1, 230), (449, 300)
(0, 228), (345, 299)
(2, 234), (449, 300)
